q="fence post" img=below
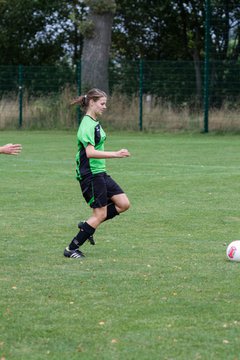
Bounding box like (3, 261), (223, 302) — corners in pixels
(203, 0), (210, 133)
(76, 60), (81, 125)
(139, 59), (143, 131)
(18, 64), (23, 128)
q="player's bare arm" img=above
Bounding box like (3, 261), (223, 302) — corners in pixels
(86, 144), (130, 159)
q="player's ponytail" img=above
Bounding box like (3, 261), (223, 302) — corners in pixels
(70, 88), (107, 111)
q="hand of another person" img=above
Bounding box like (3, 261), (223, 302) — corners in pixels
(0, 143), (22, 155)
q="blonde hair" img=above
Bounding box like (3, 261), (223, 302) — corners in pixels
(70, 88), (107, 110)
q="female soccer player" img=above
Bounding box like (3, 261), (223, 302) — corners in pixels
(64, 88), (130, 259)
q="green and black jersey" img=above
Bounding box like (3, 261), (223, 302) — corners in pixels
(76, 115), (106, 181)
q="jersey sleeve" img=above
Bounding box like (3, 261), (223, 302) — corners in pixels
(78, 118), (96, 148)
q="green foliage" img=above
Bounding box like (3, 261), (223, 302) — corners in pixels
(0, 0), (64, 64)
(1, 131), (240, 359)
(0, 0), (86, 65)
(0, 1), (240, 65)
(112, 0), (205, 60)
(85, 0), (116, 14)
(78, 19), (95, 38)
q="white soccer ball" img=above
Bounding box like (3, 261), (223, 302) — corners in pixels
(226, 240), (240, 262)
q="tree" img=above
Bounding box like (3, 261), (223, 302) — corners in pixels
(111, 1), (205, 63)
(81, 0), (116, 94)
(0, 0), (86, 65)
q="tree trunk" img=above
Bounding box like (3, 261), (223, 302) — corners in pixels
(81, 12), (114, 94)
(193, 47), (202, 105)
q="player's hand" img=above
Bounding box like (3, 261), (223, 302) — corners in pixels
(116, 149), (130, 158)
(2, 143), (22, 155)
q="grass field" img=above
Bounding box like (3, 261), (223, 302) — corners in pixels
(1, 130), (240, 360)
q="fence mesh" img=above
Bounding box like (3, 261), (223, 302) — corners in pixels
(0, 58), (240, 131)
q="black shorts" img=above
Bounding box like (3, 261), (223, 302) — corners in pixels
(79, 172), (124, 208)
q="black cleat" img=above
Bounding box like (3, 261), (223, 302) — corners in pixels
(78, 221), (96, 245)
(64, 247), (85, 259)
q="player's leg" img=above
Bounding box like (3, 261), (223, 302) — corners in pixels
(64, 174), (108, 259)
(86, 206), (107, 228)
(104, 173), (130, 221)
(105, 193), (130, 221)
(111, 193), (130, 214)
(78, 220), (96, 245)
(64, 206), (107, 258)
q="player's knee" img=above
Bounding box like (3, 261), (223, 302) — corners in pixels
(122, 199), (130, 212)
(98, 208), (108, 222)
(92, 207), (107, 224)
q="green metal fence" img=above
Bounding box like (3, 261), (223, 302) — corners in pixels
(0, 59), (240, 131)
